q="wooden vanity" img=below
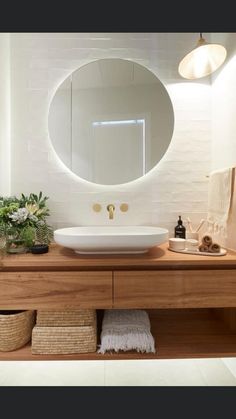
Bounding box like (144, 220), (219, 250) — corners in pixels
(1, 242), (236, 360)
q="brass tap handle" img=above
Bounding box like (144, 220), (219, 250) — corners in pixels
(120, 203), (128, 212)
(107, 204), (115, 220)
(92, 203), (102, 212)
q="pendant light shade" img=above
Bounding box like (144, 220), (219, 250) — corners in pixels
(178, 34), (227, 80)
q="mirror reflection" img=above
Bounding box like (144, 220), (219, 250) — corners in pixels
(48, 58), (174, 185)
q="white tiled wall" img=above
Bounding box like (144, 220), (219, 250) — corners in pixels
(0, 33), (10, 196)
(211, 33), (236, 171)
(9, 33), (211, 234)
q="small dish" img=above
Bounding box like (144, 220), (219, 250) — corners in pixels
(185, 238), (199, 251)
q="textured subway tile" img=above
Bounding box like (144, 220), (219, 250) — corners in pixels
(27, 138), (50, 152)
(10, 33), (211, 227)
(28, 69), (50, 89)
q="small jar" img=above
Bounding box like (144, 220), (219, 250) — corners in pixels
(169, 237), (186, 251)
(186, 232), (199, 241)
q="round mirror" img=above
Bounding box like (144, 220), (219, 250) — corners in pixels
(48, 58), (174, 185)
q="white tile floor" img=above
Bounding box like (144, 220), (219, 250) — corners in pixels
(1, 358), (236, 386)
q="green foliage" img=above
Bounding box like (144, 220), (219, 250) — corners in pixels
(19, 226), (36, 248)
(0, 192), (53, 250)
(0, 222), (6, 235)
(0, 196), (19, 207)
(0, 203), (19, 215)
(20, 192), (50, 216)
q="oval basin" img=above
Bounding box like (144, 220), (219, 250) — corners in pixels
(54, 226), (169, 254)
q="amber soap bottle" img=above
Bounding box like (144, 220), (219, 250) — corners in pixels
(174, 215), (186, 239)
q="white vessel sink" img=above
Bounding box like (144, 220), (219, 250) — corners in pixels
(54, 226), (168, 255)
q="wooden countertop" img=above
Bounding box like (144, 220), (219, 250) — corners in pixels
(1, 242), (236, 271)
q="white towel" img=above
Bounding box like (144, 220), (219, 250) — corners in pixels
(207, 167), (234, 236)
(98, 309), (155, 354)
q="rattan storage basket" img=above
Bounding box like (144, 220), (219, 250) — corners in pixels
(36, 309), (96, 327)
(0, 310), (35, 352)
(31, 323), (97, 354)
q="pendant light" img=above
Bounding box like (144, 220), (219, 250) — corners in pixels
(178, 33), (227, 80)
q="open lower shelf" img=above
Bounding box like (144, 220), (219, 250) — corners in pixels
(1, 308), (236, 360)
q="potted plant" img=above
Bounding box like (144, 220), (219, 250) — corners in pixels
(0, 192), (53, 254)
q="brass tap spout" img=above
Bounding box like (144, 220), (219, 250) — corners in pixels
(107, 204), (115, 220)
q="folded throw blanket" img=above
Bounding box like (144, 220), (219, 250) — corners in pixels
(98, 309), (155, 354)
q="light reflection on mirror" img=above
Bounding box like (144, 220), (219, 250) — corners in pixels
(48, 58), (174, 185)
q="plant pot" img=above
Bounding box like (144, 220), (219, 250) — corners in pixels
(6, 237), (28, 254)
(30, 244), (49, 254)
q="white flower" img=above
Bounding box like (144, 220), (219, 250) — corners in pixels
(26, 203), (38, 214)
(9, 208), (29, 224)
(29, 214), (38, 222)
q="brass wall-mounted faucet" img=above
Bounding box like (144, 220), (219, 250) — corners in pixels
(107, 204), (115, 220)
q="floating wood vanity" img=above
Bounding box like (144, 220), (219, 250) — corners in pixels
(1, 242), (236, 360)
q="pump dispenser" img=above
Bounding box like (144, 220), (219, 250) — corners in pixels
(174, 215), (186, 239)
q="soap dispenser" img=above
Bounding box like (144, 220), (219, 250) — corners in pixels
(174, 215), (186, 239)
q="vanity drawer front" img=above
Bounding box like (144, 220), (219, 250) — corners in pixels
(113, 270), (236, 309)
(0, 271), (112, 309)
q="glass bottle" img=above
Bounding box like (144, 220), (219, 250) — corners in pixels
(174, 215), (186, 239)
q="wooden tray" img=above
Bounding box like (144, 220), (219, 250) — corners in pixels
(168, 247), (227, 257)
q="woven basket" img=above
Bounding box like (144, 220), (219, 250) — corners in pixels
(36, 309), (96, 327)
(31, 323), (97, 355)
(0, 310), (35, 352)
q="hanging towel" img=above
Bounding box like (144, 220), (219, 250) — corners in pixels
(207, 167), (235, 236)
(98, 309), (156, 354)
